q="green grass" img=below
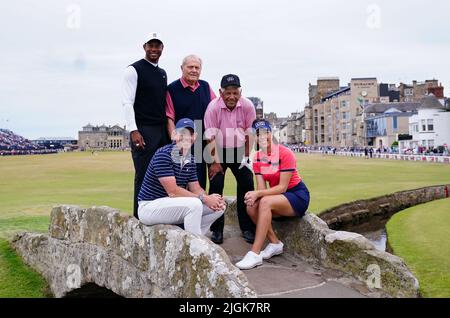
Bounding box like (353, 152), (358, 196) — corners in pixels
(0, 240), (50, 297)
(386, 198), (450, 298)
(1, 151), (450, 297)
(297, 154), (450, 213)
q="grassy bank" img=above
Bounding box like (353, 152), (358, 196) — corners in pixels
(386, 198), (450, 298)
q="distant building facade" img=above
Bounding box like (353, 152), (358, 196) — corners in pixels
(286, 112), (305, 144)
(306, 77), (379, 148)
(33, 137), (77, 150)
(379, 83), (400, 103)
(364, 102), (418, 149)
(365, 95), (446, 150)
(304, 77), (445, 149)
(400, 96), (450, 152)
(308, 77), (341, 106)
(248, 97), (264, 119)
(398, 80), (444, 102)
(278, 123), (288, 144)
(78, 124), (130, 150)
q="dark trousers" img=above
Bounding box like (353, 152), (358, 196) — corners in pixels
(208, 147), (255, 234)
(131, 124), (169, 218)
(196, 162), (207, 190)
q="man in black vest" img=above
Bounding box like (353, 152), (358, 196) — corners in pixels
(122, 33), (170, 218)
(165, 55), (216, 190)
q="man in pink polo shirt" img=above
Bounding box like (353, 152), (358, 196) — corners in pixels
(204, 74), (256, 244)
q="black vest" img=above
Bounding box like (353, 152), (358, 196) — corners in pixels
(130, 59), (167, 126)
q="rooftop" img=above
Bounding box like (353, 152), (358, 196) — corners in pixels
(34, 137), (76, 141)
(351, 77), (377, 81)
(365, 95), (444, 114)
(322, 87), (351, 101)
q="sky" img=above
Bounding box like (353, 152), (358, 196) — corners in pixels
(0, 0), (449, 139)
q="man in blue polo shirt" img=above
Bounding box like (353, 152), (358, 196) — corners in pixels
(138, 118), (225, 236)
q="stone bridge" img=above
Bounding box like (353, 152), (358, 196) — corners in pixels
(320, 184), (450, 231)
(12, 205), (255, 298)
(12, 198), (421, 298)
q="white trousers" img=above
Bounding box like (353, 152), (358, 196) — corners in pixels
(138, 197), (224, 236)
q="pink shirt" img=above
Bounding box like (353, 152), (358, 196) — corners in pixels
(204, 97), (256, 149)
(253, 144), (302, 189)
(165, 77), (216, 121)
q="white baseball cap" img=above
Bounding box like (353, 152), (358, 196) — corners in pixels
(146, 32), (163, 44)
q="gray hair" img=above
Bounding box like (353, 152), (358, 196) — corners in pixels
(182, 54), (202, 67)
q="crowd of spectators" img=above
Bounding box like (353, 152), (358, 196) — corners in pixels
(282, 143), (449, 157)
(0, 129), (57, 156)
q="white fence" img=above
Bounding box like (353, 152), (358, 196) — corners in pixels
(307, 150), (450, 164)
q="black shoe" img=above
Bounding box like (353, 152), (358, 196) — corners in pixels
(242, 230), (255, 244)
(175, 223), (185, 230)
(211, 231), (223, 244)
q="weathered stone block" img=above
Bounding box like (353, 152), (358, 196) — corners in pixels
(12, 205), (257, 298)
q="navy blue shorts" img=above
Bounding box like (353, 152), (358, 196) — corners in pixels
(282, 181), (310, 217)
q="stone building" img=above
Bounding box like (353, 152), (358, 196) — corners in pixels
(364, 95), (446, 150)
(248, 97), (264, 119)
(398, 79), (443, 102)
(78, 124), (130, 150)
(286, 112), (305, 144)
(379, 83), (400, 103)
(308, 77), (340, 106)
(278, 122), (289, 144)
(391, 95), (449, 152)
(305, 78), (379, 148)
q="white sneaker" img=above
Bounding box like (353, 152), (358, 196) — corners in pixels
(235, 251), (263, 270)
(260, 242), (284, 260)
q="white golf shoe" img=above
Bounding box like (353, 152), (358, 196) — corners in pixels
(235, 251), (263, 270)
(260, 241), (284, 260)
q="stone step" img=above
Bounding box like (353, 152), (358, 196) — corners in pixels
(217, 226), (369, 298)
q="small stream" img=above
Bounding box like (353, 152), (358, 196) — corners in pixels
(341, 219), (390, 252)
(359, 228), (388, 251)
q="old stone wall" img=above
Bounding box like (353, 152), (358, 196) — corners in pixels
(319, 185), (450, 230)
(12, 205), (256, 298)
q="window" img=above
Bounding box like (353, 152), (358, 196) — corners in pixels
(421, 119), (426, 132)
(427, 119), (434, 132)
(393, 116), (398, 130)
(422, 140), (427, 146)
(428, 140), (434, 147)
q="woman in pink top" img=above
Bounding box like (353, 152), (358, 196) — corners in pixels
(235, 119), (310, 270)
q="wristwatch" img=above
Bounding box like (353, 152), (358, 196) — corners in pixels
(198, 194), (205, 204)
